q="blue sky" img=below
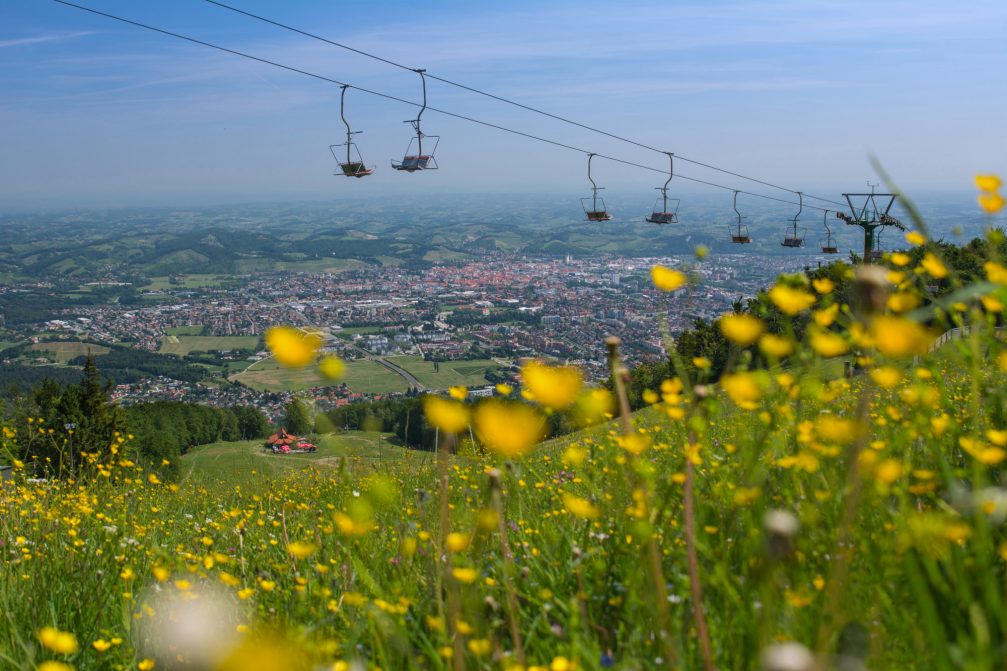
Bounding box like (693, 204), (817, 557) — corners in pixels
(1, 0), (1005, 209)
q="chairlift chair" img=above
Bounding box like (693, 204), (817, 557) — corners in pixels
(330, 85), (374, 178)
(820, 210), (839, 254)
(581, 153), (612, 221)
(646, 152), (680, 224)
(781, 191), (806, 248)
(392, 69), (439, 172)
(729, 190), (751, 243)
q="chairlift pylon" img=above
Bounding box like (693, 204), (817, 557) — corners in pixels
(729, 190), (751, 243)
(329, 85), (374, 178)
(581, 153), (612, 221)
(781, 191), (806, 248)
(820, 210), (839, 254)
(645, 152), (679, 224)
(392, 69), (439, 172)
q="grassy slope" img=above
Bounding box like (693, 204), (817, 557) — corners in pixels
(181, 431), (419, 482)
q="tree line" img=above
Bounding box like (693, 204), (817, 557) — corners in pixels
(1, 355), (271, 480)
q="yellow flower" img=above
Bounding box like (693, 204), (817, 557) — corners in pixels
(813, 303), (839, 327)
(152, 566), (170, 582)
(874, 459), (903, 485)
(887, 292), (920, 313)
(467, 639), (492, 657)
(138, 660), (156, 671)
(521, 360), (583, 410)
(650, 264), (687, 291)
(985, 262), (1007, 286)
(423, 396), (469, 434)
(572, 388), (615, 426)
(905, 231), (926, 246)
(692, 356), (711, 369)
(920, 253), (948, 279)
(37, 663), (74, 671)
(473, 399), (546, 458)
(816, 415), (859, 444)
(318, 356), (345, 379)
(37, 627), (78, 654)
(452, 567), (479, 584)
(448, 386), (467, 400)
(809, 329), (849, 357)
(92, 639), (112, 652)
(981, 295), (1004, 313)
(258, 579), (276, 592)
(286, 541), (317, 559)
(618, 432), (652, 455)
(562, 492), (601, 520)
(870, 366), (902, 389)
(768, 284), (816, 316)
(495, 383), (512, 396)
(889, 252), (911, 267)
(812, 278), (834, 294)
(445, 532), (471, 553)
(265, 326), (322, 367)
(870, 316), (931, 357)
(979, 193), (1006, 214)
(719, 313), (764, 346)
(759, 334), (793, 358)
(976, 174), (1002, 193)
(721, 372), (764, 409)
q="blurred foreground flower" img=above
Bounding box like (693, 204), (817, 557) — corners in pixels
(870, 316), (932, 357)
(37, 627), (78, 655)
(216, 632), (313, 671)
(562, 492), (601, 519)
(573, 387), (615, 426)
(265, 326), (322, 367)
(976, 174), (1002, 193)
(979, 193), (1005, 214)
(423, 396), (469, 434)
(720, 313), (764, 346)
(768, 284), (816, 316)
(651, 264), (687, 291)
(521, 360), (583, 410)
(721, 371), (766, 409)
(474, 399), (546, 457)
(133, 580), (243, 670)
(318, 355), (345, 379)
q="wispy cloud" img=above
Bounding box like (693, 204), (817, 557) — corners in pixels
(0, 31), (94, 49)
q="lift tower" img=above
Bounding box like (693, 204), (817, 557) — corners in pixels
(835, 183), (905, 262)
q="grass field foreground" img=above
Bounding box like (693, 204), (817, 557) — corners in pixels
(4, 230), (1007, 670)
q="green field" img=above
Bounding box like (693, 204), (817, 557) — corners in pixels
(180, 431), (416, 482)
(141, 274), (232, 291)
(0, 340), (23, 352)
(28, 341), (110, 363)
(159, 335), (260, 356)
(388, 355), (503, 389)
(230, 258), (367, 274)
(229, 356), (409, 394)
(164, 325), (205, 336)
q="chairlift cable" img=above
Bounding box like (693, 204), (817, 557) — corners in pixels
(202, 0), (847, 208)
(52, 0), (835, 213)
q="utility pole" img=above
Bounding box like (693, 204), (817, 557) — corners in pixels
(836, 182), (905, 263)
